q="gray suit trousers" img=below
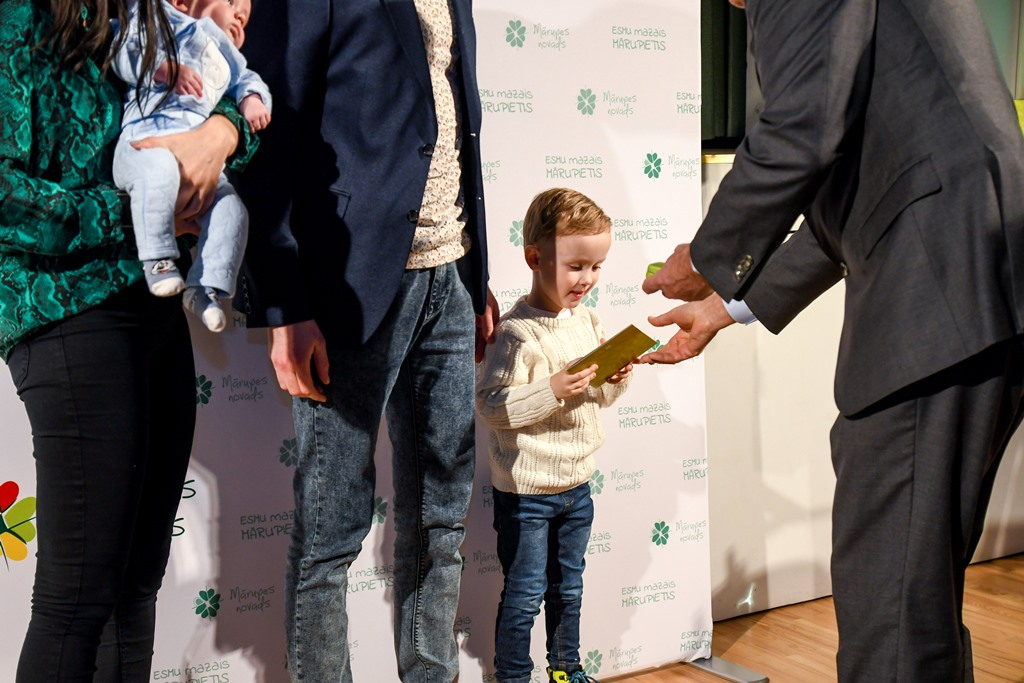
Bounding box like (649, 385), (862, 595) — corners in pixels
(829, 336), (1024, 682)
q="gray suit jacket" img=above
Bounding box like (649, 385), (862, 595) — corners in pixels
(692, 0), (1024, 415)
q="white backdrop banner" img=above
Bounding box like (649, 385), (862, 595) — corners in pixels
(0, 2), (709, 682)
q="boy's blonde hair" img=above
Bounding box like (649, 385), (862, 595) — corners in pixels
(523, 188), (612, 246)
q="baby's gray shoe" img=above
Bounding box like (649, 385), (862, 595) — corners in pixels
(144, 259), (185, 297)
(183, 286), (226, 333)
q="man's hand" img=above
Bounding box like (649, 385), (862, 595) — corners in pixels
(642, 243), (715, 301)
(551, 363), (597, 400)
(475, 287), (500, 363)
(132, 115), (238, 222)
(638, 295), (734, 364)
(268, 320), (330, 402)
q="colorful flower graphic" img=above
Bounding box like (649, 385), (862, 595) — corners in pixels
(0, 481), (36, 568)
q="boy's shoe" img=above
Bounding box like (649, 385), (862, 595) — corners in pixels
(547, 667), (601, 683)
(183, 286), (227, 333)
(144, 258), (185, 297)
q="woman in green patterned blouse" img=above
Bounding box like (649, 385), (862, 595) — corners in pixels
(0, 0), (254, 680)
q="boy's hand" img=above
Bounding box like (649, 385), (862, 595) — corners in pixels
(605, 362), (633, 384)
(551, 362), (597, 400)
(240, 94), (271, 132)
(155, 62), (204, 98)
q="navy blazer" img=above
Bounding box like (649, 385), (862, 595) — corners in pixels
(692, 0), (1024, 414)
(235, 0), (488, 346)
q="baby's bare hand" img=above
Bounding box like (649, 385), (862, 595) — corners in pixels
(240, 94), (271, 132)
(172, 64), (203, 98)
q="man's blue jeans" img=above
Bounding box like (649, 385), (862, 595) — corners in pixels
(492, 483), (594, 683)
(286, 262), (476, 683)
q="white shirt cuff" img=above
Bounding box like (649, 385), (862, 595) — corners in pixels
(723, 298), (757, 325)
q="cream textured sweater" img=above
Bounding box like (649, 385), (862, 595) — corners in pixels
(476, 298), (630, 495)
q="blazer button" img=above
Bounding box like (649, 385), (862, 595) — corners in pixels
(407, 209), (420, 223)
(840, 262), (849, 277)
(420, 143), (435, 157)
(734, 254), (753, 281)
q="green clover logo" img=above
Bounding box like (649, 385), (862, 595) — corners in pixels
(194, 588), (221, 619)
(577, 88), (596, 115)
(372, 496), (388, 525)
(589, 470), (605, 495)
(582, 287), (599, 308)
(279, 438), (299, 467)
(506, 20), (526, 48)
(509, 220), (524, 247)
(0, 481), (36, 569)
(584, 650), (603, 675)
(195, 374), (213, 405)
(644, 152), (662, 179)
(652, 521), (670, 546)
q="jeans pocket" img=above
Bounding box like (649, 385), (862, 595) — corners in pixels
(6, 342), (30, 392)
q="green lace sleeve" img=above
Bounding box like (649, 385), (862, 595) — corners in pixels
(212, 97), (259, 172)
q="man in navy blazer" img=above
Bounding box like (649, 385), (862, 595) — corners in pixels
(236, 1), (497, 681)
(643, 0), (1024, 681)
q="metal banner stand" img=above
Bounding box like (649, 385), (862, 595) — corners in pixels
(689, 656), (769, 682)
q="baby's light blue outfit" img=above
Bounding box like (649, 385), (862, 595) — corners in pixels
(112, 2), (271, 299)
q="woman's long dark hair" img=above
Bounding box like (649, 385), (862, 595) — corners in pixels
(44, 0), (179, 88)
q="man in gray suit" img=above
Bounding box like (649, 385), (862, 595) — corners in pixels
(642, 0), (1024, 680)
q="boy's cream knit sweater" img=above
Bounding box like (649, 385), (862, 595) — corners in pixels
(476, 298), (630, 495)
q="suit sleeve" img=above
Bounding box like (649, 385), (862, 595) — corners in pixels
(233, 0), (328, 327)
(741, 221), (845, 333)
(692, 0), (874, 302)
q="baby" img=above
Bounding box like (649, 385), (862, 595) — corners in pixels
(112, 0), (270, 331)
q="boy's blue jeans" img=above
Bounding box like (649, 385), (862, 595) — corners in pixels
(492, 483), (594, 683)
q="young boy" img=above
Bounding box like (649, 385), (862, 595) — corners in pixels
(476, 188), (632, 683)
(111, 0), (271, 331)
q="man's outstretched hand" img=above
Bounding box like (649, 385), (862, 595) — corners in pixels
(639, 295), (734, 364)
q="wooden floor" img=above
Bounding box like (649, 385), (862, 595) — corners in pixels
(607, 554), (1024, 683)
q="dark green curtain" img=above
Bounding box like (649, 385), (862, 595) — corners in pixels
(701, 0), (747, 143)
